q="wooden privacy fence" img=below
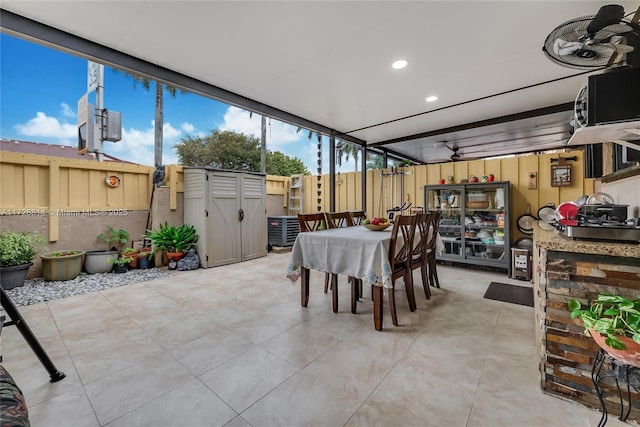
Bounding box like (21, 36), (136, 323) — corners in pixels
(1, 149), (594, 243)
(0, 152), (153, 241)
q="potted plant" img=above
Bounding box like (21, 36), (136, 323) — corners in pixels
(0, 230), (46, 289)
(137, 250), (151, 270)
(146, 222), (199, 262)
(84, 227), (129, 274)
(568, 294), (640, 367)
(123, 247), (140, 269)
(40, 250), (85, 281)
(108, 256), (133, 274)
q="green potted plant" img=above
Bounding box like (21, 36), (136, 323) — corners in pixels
(40, 250), (85, 281)
(146, 222), (198, 262)
(568, 294), (640, 367)
(0, 230), (46, 289)
(137, 250), (151, 270)
(84, 227), (129, 274)
(123, 247), (140, 268)
(108, 256), (133, 274)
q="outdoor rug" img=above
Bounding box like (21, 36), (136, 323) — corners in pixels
(483, 282), (534, 307)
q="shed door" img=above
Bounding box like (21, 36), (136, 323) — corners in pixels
(241, 174), (267, 261)
(207, 172), (241, 266)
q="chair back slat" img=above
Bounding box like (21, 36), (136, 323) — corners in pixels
(425, 211), (441, 250)
(389, 215), (417, 269)
(298, 213), (327, 232)
(325, 212), (354, 228)
(412, 213), (432, 259)
(348, 211), (367, 226)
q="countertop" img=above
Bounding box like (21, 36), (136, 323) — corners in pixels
(533, 222), (640, 259)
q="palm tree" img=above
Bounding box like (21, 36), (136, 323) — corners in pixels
(336, 141), (362, 171)
(115, 70), (180, 166)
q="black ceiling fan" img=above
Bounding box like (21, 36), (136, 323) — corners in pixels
(433, 141), (462, 162)
(542, 4), (640, 69)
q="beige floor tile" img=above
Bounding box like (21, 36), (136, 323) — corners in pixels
(168, 328), (254, 376)
(28, 386), (100, 427)
(199, 346), (298, 412)
(105, 379), (237, 427)
(6, 252), (618, 426)
(84, 351), (193, 425)
(260, 324), (341, 368)
(241, 369), (363, 426)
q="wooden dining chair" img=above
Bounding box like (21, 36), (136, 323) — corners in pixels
(426, 211), (441, 289)
(387, 214), (417, 326)
(347, 210), (367, 226)
(297, 213), (337, 296)
(410, 212), (432, 301)
(325, 211), (354, 228)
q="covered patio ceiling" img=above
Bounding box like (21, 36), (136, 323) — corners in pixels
(1, 1), (638, 164)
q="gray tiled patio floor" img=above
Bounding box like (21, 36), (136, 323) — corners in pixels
(0, 252), (625, 426)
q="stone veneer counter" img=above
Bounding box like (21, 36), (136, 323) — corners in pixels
(533, 225), (640, 258)
(533, 223), (640, 420)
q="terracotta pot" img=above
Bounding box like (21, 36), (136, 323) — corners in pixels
(166, 251), (184, 261)
(589, 328), (640, 368)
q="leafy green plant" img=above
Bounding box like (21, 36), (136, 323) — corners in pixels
(108, 256), (133, 266)
(0, 230), (46, 267)
(145, 222), (198, 254)
(123, 247), (139, 255)
(97, 227), (129, 253)
(50, 250), (81, 257)
(569, 294), (640, 350)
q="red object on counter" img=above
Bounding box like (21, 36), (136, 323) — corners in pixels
(556, 202), (579, 220)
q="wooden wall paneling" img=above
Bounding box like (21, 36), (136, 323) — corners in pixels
(402, 166), (416, 208)
(414, 165), (428, 207)
(88, 170), (102, 208)
(426, 163), (441, 186)
(500, 157), (521, 239)
(467, 159), (485, 181)
(23, 165), (40, 207)
(38, 166), (48, 208)
(59, 168), (70, 208)
(68, 168), (84, 207)
(453, 162), (469, 184)
(0, 164), (14, 207)
(538, 153), (559, 207)
(484, 159), (502, 181)
(440, 163), (455, 184)
(519, 155), (542, 214)
(559, 152), (587, 203)
(48, 160), (59, 241)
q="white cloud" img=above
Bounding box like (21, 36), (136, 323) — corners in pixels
(60, 103), (75, 118)
(181, 122), (194, 133)
(14, 112), (76, 140)
(104, 120), (183, 166)
(220, 106), (302, 149)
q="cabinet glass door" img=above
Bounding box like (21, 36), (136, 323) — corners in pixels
(463, 185), (506, 262)
(426, 186), (463, 258)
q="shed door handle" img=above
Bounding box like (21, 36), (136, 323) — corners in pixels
(239, 209), (244, 221)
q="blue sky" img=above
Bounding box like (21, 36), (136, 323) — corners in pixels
(0, 33), (358, 172)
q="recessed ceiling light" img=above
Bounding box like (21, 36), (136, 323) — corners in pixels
(392, 59), (408, 69)
(426, 95), (438, 103)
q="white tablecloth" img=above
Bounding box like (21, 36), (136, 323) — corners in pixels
(287, 227), (394, 288)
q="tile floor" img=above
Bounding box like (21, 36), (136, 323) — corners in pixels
(0, 252), (629, 427)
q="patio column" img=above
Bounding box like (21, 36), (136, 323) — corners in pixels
(361, 145), (367, 210)
(329, 131), (336, 212)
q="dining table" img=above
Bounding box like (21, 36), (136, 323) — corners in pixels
(287, 225), (396, 331)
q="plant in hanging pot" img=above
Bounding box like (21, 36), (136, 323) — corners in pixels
(568, 294), (640, 368)
(0, 230), (46, 289)
(40, 250), (85, 281)
(84, 227), (129, 274)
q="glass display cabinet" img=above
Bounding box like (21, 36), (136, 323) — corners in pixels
(424, 181), (511, 276)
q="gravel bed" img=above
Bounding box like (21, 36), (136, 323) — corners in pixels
(4, 268), (170, 307)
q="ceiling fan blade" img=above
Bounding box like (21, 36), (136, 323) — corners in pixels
(587, 4), (625, 34)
